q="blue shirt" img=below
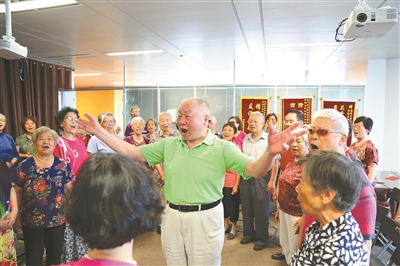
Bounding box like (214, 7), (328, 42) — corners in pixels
(0, 132), (19, 174)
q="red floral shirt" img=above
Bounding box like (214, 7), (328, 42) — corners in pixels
(13, 157), (74, 228)
(278, 159), (302, 217)
(350, 139), (379, 177)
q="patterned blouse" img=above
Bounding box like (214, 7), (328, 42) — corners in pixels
(350, 140), (379, 177)
(13, 157), (74, 228)
(291, 212), (368, 266)
(124, 135), (150, 146)
(277, 158), (302, 217)
(15, 133), (36, 157)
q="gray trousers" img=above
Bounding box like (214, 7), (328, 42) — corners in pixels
(240, 173), (271, 245)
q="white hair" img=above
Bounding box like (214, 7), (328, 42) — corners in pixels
(312, 109), (348, 135)
(131, 116), (145, 125)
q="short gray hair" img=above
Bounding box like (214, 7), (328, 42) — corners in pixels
(97, 112), (116, 124)
(131, 117), (145, 126)
(209, 115), (217, 125)
(180, 97), (210, 115)
(298, 151), (363, 212)
(250, 111), (265, 123)
(311, 109), (348, 135)
(158, 112), (172, 121)
(32, 126), (59, 145)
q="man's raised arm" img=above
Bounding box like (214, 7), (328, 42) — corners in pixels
(77, 113), (146, 162)
(245, 122), (306, 178)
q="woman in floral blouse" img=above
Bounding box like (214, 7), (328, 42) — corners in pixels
(13, 126), (74, 266)
(350, 116), (379, 184)
(271, 133), (308, 264)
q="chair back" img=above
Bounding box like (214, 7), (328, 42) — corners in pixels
(387, 187), (400, 202)
(379, 216), (400, 245)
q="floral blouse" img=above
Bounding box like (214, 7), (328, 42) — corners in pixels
(13, 157), (74, 228)
(350, 140), (379, 177)
(277, 159), (302, 217)
(291, 212), (368, 266)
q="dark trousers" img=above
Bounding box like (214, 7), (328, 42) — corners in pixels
(23, 224), (66, 266)
(222, 187), (240, 223)
(240, 176), (270, 245)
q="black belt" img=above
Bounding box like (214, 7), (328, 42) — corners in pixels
(169, 199), (221, 212)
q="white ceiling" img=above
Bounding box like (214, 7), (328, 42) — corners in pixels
(1, 0), (399, 88)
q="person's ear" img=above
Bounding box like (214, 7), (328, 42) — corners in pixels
(320, 189), (336, 205)
(339, 133), (347, 146)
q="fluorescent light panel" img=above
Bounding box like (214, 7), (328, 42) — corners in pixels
(74, 73), (102, 77)
(106, 49), (164, 56)
(0, 0), (78, 13)
(266, 42), (340, 49)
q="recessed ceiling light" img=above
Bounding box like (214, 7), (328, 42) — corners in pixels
(74, 73), (102, 77)
(106, 49), (164, 56)
(0, 0), (78, 13)
(266, 42), (340, 49)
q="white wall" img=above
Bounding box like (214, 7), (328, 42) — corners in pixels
(382, 58), (400, 171)
(364, 58), (400, 172)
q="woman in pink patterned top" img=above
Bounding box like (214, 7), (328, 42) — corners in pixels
(60, 153), (163, 266)
(350, 116), (379, 184)
(221, 122), (242, 240)
(54, 107), (90, 263)
(271, 133), (308, 264)
(54, 107), (89, 175)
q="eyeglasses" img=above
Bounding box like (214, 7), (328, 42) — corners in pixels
(103, 120), (115, 124)
(65, 116), (78, 122)
(308, 128), (341, 136)
(0, 118), (5, 122)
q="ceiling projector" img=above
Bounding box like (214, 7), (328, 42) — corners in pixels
(0, 36), (28, 60)
(343, 7), (398, 39)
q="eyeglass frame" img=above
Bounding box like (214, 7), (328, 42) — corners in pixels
(64, 116), (78, 122)
(308, 128), (342, 137)
(102, 120), (116, 124)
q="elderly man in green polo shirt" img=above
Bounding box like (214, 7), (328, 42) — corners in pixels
(77, 97), (306, 266)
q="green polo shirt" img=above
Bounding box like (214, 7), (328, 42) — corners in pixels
(140, 130), (251, 204)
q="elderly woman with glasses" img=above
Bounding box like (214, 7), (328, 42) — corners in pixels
(54, 107), (90, 263)
(291, 151), (368, 265)
(54, 107), (89, 175)
(87, 112), (121, 155)
(13, 126), (74, 265)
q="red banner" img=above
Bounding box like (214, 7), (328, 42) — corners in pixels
(281, 98), (312, 129)
(323, 100), (357, 146)
(240, 97), (268, 133)
(322, 100), (356, 122)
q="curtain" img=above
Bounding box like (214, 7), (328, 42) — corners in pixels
(0, 58), (72, 138)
